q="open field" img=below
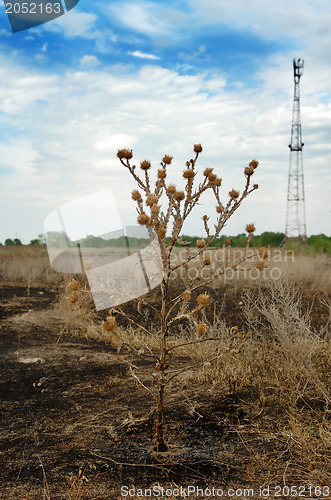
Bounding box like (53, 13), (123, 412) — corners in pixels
(0, 246), (330, 499)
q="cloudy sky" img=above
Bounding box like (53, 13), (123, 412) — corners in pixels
(0, 0), (330, 244)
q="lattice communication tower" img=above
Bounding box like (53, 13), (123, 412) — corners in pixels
(285, 58), (307, 244)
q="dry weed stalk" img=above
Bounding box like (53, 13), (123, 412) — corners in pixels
(109, 145), (262, 451)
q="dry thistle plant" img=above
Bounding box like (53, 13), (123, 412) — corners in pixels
(110, 144), (260, 451)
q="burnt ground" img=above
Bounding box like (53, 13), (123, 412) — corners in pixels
(0, 283), (330, 499)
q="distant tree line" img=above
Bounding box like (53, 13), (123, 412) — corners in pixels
(0, 231), (330, 253)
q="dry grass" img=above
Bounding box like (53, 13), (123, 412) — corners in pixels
(0, 246), (61, 287)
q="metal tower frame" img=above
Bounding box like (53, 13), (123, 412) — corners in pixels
(285, 58), (307, 244)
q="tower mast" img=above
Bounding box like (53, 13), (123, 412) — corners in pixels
(285, 58), (307, 244)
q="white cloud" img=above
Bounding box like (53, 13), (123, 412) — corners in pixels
(0, 29), (11, 37)
(129, 50), (160, 60)
(80, 55), (101, 68)
(0, 55), (330, 243)
(106, 1), (189, 43)
(45, 10), (98, 38)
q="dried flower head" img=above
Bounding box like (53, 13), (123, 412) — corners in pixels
(197, 293), (210, 306)
(157, 227), (167, 238)
(186, 161), (191, 167)
(206, 173), (216, 183)
(157, 168), (167, 179)
(253, 184), (259, 189)
(203, 168), (213, 177)
(167, 184), (176, 195)
(162, 155), (173, 165)
(183, 168), (195, 179)
(69, 292), (78, 303)
(137, 212), (150, 226)
(216, 205), (223, 214)
(229, 189), (240, 199)
(68, 279), (79, 291)
(140, 160), (151, 170)
(182, 290), (191, 300)
(151, 204), (160, 215)
(212, 176), (222, 186)
(131, 189), (142, 201)
(104, 316), (116, 331)
(196, 239), (206, 248)
(146, 193), (158, 206)
(196, 322), (208, 334)
(246, 223), (256, 233)
(249, 159), (259, 169)
(194, 144), (203, 153)
(259, 247), (269, 259)
(257, 260), (268, 270)
(203, 256), (211, 266)
(225, 238), (232, 246)
(244, 166), (254, 176)
(173, 191), (185, 201)
(117, 148), (133, 160)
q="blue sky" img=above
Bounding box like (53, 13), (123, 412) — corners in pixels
(0, 0), (330, 243)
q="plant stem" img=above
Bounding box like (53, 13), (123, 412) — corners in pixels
(155, 279), (168, 451)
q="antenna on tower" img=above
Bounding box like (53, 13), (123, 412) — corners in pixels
(285, 58), (307, 245)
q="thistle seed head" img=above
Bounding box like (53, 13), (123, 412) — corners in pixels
(212, 176), (222, 186)
(225, 238), (232, 246)
(131, 189), (142, 201)
(162, 155), (173, 165)
(137, 212), (150, 226)
(117, 148), (133, 160)
(229, 189), (240, 199)
(246, 223), (256, 233)
(151, 204), (160, 214)
(104, 316), (116, 331)
(196, 239), (206, 248)
(173, 191), (185, 201)
(259, 247), (269, 259)
(194, 143), (203, 153)
(167, 184), (176, 195)
(146, 193), (158, 206)
(157, 168), (167, 179)
(140, 160), (151, 170)
(208, 172), (217, 182)
(68, 279), (79, 291)
(183, 168), (195, 179)
(181, 290), (191, 300)
(203, 256), (211, 266)
(244, 166), (254, 176)
(257, 260), (268, 270)
(69, 292), (78, 303)
(249, 159), (259, 169)
(197, 293), (210, 306)
(196, 322), (208, 334)
(203, 168), (213, 177)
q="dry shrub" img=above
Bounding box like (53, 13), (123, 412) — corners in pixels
(192, 278), (330, 418)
